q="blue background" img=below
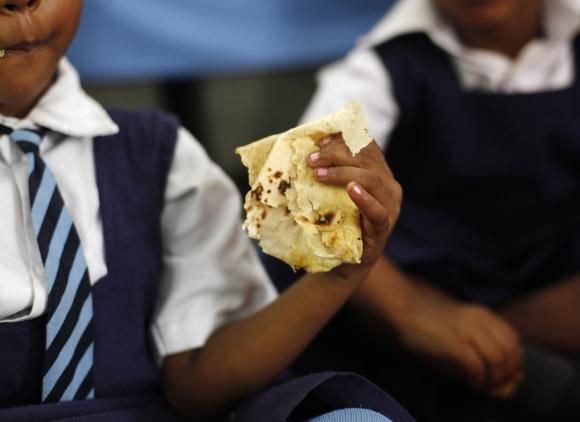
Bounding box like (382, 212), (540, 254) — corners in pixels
(68, 0), (393, 81)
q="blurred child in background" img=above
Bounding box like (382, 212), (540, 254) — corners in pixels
(268, 0), (580, 420)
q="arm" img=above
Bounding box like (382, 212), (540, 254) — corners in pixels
(351, 255), (524, 396)
(501, 273), (580, 353)
(163, 271), (365, 419)
(163, 136), (402, 419)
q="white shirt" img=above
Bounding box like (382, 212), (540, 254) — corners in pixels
(0, 59), (277, 361)
(302, 0), (580, 149)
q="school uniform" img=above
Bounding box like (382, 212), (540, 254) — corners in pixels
(261, 0), (580, 420)
(0, 57), (279, 418)
(0, 59), (413, 421)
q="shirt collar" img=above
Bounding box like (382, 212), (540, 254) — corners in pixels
(0, 58), (118, 138)
(360, 0), (580, 49)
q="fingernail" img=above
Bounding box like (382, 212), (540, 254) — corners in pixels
(352, 184), (362, 195)
(316, 167), (328, 178)
(309, 151), (320, 163)
(321, 136), (332, 146)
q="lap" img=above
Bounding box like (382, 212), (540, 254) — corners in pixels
(226, 372), (415, 422)
(506, 344), (580, 422)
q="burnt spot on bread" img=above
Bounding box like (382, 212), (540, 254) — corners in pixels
(251, 184), (264, 201)
(261, 209), (267, 220)
(274, 171), (283, 179)
(326, 232), (339, 246)
(284, 206), (291, 216)
(315, 211), (335, 225)
(278, 180), (291, 196)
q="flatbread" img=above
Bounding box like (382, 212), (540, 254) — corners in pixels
(236, 101), (372, 272)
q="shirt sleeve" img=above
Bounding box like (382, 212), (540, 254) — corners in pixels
(301, 47), (400, 150)
(151, 127), (278, 362)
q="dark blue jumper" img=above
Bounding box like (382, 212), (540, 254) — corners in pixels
(0, 108), (183, 420)
(379, 34), (580, 305)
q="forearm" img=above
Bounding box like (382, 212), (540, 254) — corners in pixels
(351, 255), (457, 339)
(163, 133), (402, 418)
(163, 270), (366, 419)
(500, 273), (580, 352)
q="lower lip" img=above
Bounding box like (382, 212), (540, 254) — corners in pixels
(2, 38), (51, 58)
(3, 47), (37, 57)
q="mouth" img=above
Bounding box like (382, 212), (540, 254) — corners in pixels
(0, 33), (53, 58)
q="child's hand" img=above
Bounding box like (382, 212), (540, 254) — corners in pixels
(308, 133), (402, 280)
(398, 295), (524, 397)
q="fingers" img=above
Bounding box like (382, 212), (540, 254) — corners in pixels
(307, 133), (401, 269)
(309, 134), (390, 173)
(454, 346), (487, 391)
(458, 307), (523, 394)
(346, 182), (391, 242)
(307, 133), (401, 220)
(481, 318), (523, 387)
(313, 166), (388, 204)
(468, 329), (511, 389)
(486, 379), (521, 399)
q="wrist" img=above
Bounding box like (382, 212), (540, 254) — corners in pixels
(331, 262), (373, 285)
(313, 265), (370, 298)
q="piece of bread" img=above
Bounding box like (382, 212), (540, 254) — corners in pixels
(236, 101), (372, 272)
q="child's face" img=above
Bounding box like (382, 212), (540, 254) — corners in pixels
(0, 0), (82, 118)
(434, 0), (537, 32)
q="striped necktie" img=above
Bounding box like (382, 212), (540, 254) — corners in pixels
(6, 127), (96, 402)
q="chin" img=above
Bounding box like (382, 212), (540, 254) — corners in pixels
(440, 0), (521, 32)
(0, 67), (56, 117)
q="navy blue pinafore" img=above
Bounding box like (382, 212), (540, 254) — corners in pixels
(0, 109), (413, 421)
(0, 108), (183, 421)
(378, 34), (580, 306)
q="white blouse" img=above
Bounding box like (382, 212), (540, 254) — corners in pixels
(302, 0), (580, 150)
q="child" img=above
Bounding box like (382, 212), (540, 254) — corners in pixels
(0, 1), (409, 421)
(269, 0), (580, 420)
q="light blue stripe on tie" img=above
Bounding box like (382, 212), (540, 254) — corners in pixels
(43, 296), (93, 397)
(87, 388), (95, 399)
(60, 343), (94, 401)
(46, 248), (88, 347)
(27, 152), (35, 175)
(11, 129), (42, 145)
(44, 209), (73, 292)
(31, 167), (56, 236)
